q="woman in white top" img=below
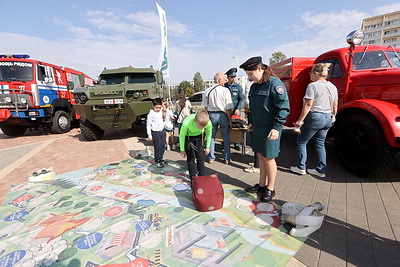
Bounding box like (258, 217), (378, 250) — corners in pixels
(175, 89), (192, 133)
(290, 63), (338, 178)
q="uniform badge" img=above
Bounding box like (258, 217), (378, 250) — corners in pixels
(275, 85), (285, 95)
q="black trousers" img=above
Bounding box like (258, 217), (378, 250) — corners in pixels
(185, 134), (205, 178)
(152, 130), (166, 162)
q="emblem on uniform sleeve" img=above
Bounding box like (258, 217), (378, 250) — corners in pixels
(275, 85), (285, 95)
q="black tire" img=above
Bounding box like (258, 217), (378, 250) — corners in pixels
(0, 124), (27, 136)
(80, 118), (105, 141)
(51, 110), (71, 134)
(335, 113), (394, 177)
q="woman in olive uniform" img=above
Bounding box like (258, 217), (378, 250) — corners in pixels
(239, 56), (290, 202)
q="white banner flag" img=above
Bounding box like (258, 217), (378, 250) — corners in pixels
(156, 3), (169, 82)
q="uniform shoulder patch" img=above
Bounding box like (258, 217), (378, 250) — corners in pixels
(275, 85), (285, 95)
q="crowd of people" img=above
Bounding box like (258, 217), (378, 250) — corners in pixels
(146, 57), (338, 202)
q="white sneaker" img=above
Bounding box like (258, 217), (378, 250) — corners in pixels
(290, 166), (306, 175)
(243, 167), (260, 173)
(307, 169), (326, 178)
(172, 144), (176, 150)
(166, 145), (170, 151)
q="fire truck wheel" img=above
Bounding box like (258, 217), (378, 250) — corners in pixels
(51, 110), (71, 134)
(80, 118), (105, 141)
(335, 113), (394, 177)
(0, 124), (27, 136)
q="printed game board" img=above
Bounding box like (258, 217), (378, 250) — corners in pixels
(0, 158), (307, 267)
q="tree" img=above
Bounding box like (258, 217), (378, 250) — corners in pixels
(177, 81), (194, 97)
(193, 72), (205, 93)
(269, 51), (287, 65)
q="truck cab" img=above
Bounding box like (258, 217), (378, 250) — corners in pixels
(272, 31), (400, 176)
(73, 66), (167, 141)
(0, 54), (93, 136)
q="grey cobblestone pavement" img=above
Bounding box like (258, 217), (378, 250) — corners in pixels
(1, 126), (399, 266)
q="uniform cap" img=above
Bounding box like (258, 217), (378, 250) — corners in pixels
(239, 56), (263, 71)
(225, 67), (237, 77)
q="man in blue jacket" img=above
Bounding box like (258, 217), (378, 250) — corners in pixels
(224, 67), (244, 151)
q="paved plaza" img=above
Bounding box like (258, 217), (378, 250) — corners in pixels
(0, 126), (399, 266)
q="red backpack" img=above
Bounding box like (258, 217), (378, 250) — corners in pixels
(191, 174), (224, 212)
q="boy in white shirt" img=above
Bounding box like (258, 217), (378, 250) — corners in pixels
(146, 98), (167, 167)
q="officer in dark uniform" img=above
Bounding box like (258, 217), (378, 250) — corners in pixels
(239, 56), (290, 202)
(224, 67), (244, 150)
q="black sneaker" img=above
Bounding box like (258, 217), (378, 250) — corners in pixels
(156, 161), (165, 168)
(244, 183), (266, 194)
(259, 188), (275, 202)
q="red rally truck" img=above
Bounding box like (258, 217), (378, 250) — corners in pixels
(271, 30), (400, 176)
(0, 54), (94, 136)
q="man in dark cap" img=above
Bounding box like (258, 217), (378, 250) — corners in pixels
(224, 67), (244, 151)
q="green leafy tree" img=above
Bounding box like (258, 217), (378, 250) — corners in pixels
(177, 81), (194, 97)
(193, 72), (205, 93)
(269, 51), (287, 65)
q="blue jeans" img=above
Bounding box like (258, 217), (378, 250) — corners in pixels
(209, 112), (231, 161)
(296, 112), (332, 174)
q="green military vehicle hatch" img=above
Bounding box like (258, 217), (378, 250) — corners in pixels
(73, 66), (167, 141)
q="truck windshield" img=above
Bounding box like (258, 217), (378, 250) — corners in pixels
(128, 73), (156, 84)
(0, 61), (33, 81)
(385, 51), (400, 68)
(98, 74), (125, 85)
(352, 51), (390, 70)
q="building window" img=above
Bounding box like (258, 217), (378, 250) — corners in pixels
(365, 23), (382, 29)
(365, 31), (381, 37)
(383, 38), (397, 43)
(384, 29), (398, 35)
(384, 19), (400, 26)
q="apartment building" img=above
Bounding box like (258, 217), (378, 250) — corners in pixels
(361, 10), (400, 47)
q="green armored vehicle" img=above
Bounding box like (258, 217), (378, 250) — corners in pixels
(73, 66), (167, 141)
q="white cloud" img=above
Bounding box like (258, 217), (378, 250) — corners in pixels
(374, 2), (400, 15)
(2, 4), (398, 86)
(261, 9), (369, 60)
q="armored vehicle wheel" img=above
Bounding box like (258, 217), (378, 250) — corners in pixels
(80, 118), (105, 141)
(335, 113), (394, 177)
(0, 124), (27, 136)
(51, 110), (71, 134)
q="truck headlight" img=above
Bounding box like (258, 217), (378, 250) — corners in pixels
(79, 94), (87, 102)
(5, 96), (12, 103)
(133, 91), (140, 99)
(20, 97), (28, 104)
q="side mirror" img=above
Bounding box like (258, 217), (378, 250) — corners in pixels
(346, 30), (364, 46)
(155, 71), (163, 84)
(79, 74), (85, 87)
(67, 81), (75, 90)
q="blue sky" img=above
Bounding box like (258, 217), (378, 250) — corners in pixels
(2, 1), (400, 84)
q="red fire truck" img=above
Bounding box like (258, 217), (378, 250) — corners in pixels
(0, 54), (93, 136)
(271, 30), (400, 176)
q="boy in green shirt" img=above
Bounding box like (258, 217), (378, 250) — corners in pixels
(179, 109), (213, 180)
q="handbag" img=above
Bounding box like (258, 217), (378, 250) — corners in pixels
(324, 83), (336, 124)
(175, 102), (185, 126)
(191, 174), (224, 212)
